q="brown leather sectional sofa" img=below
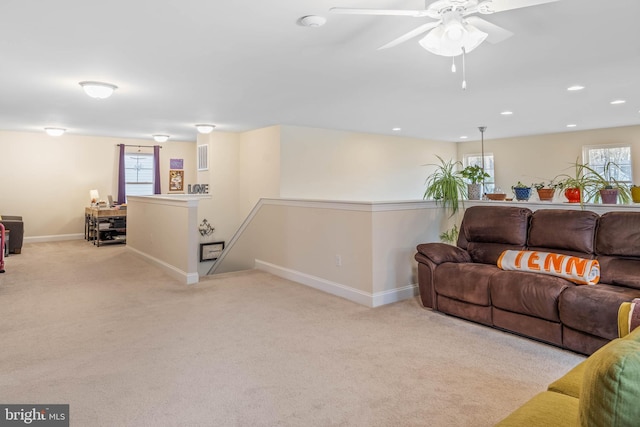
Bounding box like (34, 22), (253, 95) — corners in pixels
(415, 205), (640, 355)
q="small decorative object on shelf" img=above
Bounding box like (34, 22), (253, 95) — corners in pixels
(533, 181), (557, 201)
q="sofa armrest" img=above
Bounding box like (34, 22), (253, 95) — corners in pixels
(416, 243), (471, 265)
(414, 243), (471, 310)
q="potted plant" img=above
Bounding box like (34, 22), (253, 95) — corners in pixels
(439, 224), (459, 245)
(511, 181), (532, 201)
(554, 160), (598, 205)
(423, 155), (467, 215)
(533, 181), (557, 202)
(582, 162), (631, 204)
(632, 185), (640, 203)
(460, 165), (490, 201)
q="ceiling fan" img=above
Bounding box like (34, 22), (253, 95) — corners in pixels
(330, 0), (560, 57)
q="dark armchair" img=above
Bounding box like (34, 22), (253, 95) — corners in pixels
(1, 215), (24, 254)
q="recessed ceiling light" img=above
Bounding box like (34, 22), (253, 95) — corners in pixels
(79, 81), (118, 99)
(610, 100), (626, 105)
(567, 85), (585, 91)
(500, 111), (513, 115)
(392, 127), (401, 131)
(44, 127), (66, 137)
(297, 15), (326, 27)
(566, 124), (577, 128)
(460, 136), (468, 139)
(195, 124), (216, 134)
(152, 134), (170, 143)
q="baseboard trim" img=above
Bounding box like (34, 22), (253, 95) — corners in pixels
(127, 246), (199, 285)
(254, 259), (417, 308)
(25, 234), (84, 243)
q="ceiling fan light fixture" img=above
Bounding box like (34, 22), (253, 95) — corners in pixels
(79, 81), (118, 99)
(419, 21), (487, 57)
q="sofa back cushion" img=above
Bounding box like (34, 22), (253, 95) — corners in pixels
(527, 209), (598, 257)
(596, 212), (640, 289)
(597, 212), (640, 257)
(460, 206), (532, 264)
(579, 327), (640, 427)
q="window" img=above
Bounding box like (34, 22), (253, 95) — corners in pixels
(125, 153), (154, 199)
(464, 153), (495, 193)
(582, 145), (632, 183)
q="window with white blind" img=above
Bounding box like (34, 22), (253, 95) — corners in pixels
(464, 153), (495, 193)
(125, 153), (154, 200)
(582, 145), (632, 183)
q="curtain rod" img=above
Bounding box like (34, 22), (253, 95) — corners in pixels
(116, 144), (162, 148)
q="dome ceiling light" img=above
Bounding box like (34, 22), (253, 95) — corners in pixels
(79, 81), (118, 99)
(45, 127), (66, 136)
(195, 124), (216, 134)
(152, 134), (170, 143)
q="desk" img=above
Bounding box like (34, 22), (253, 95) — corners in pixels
(85, 207), (127, 247)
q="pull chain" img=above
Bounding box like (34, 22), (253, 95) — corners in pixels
(462, 47), (467, 90)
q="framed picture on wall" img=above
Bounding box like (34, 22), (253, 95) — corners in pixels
(200, 241), (225, 262)
(169, 169), (184, 192)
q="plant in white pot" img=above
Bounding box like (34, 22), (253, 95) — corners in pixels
(460, 165), (490, 201)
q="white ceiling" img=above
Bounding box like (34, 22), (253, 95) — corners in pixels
(1, 0), (639, 143)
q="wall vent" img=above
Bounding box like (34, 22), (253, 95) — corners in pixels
(197, 144), (209, 171)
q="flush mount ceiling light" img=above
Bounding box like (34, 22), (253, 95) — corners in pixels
(567, 124), (577, 128)
(79, 81), (118, 99)
(392, 127), (402, 131)
(567, 85), (585, 91)
(195, 124), (216, 134)
(152, 134), (170, 143)
(610, 100), (626, 105)
(500, 111), (514, 115)
(297, 15), (327, 27)
(44, 127), (66, 137)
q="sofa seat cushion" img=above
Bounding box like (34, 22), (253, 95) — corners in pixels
(579, 328), (640, 427)
(559, 284), (640, 341)
(434, 263), (498, 306)
(495, 391), (579, 427)
(490, 271), (571, 321)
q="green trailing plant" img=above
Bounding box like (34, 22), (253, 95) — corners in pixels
(581, 161), (631, 204)
(439, 224), (459, 245)
(554, 159), (600, 206)
(423, 155), (467, 215)
(512, 181), (531, 189)
(460, 165), (490, 184)
(533, 180), (560, 190)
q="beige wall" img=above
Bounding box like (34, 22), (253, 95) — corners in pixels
(457, 125), (640, 195)
(238, 125), (281, 218)
(279, 125), (458, 201)
(0, 130), (194, 239)
(212, 199), (446, 306)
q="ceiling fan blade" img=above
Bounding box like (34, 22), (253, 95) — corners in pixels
(466, 16), (513, 44)
(329, 7), (429, 17)
(478, 0), (560, 14)
(377, 21), (440, 50)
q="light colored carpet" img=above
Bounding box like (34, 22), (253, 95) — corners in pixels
(0, 240), (584, 426)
